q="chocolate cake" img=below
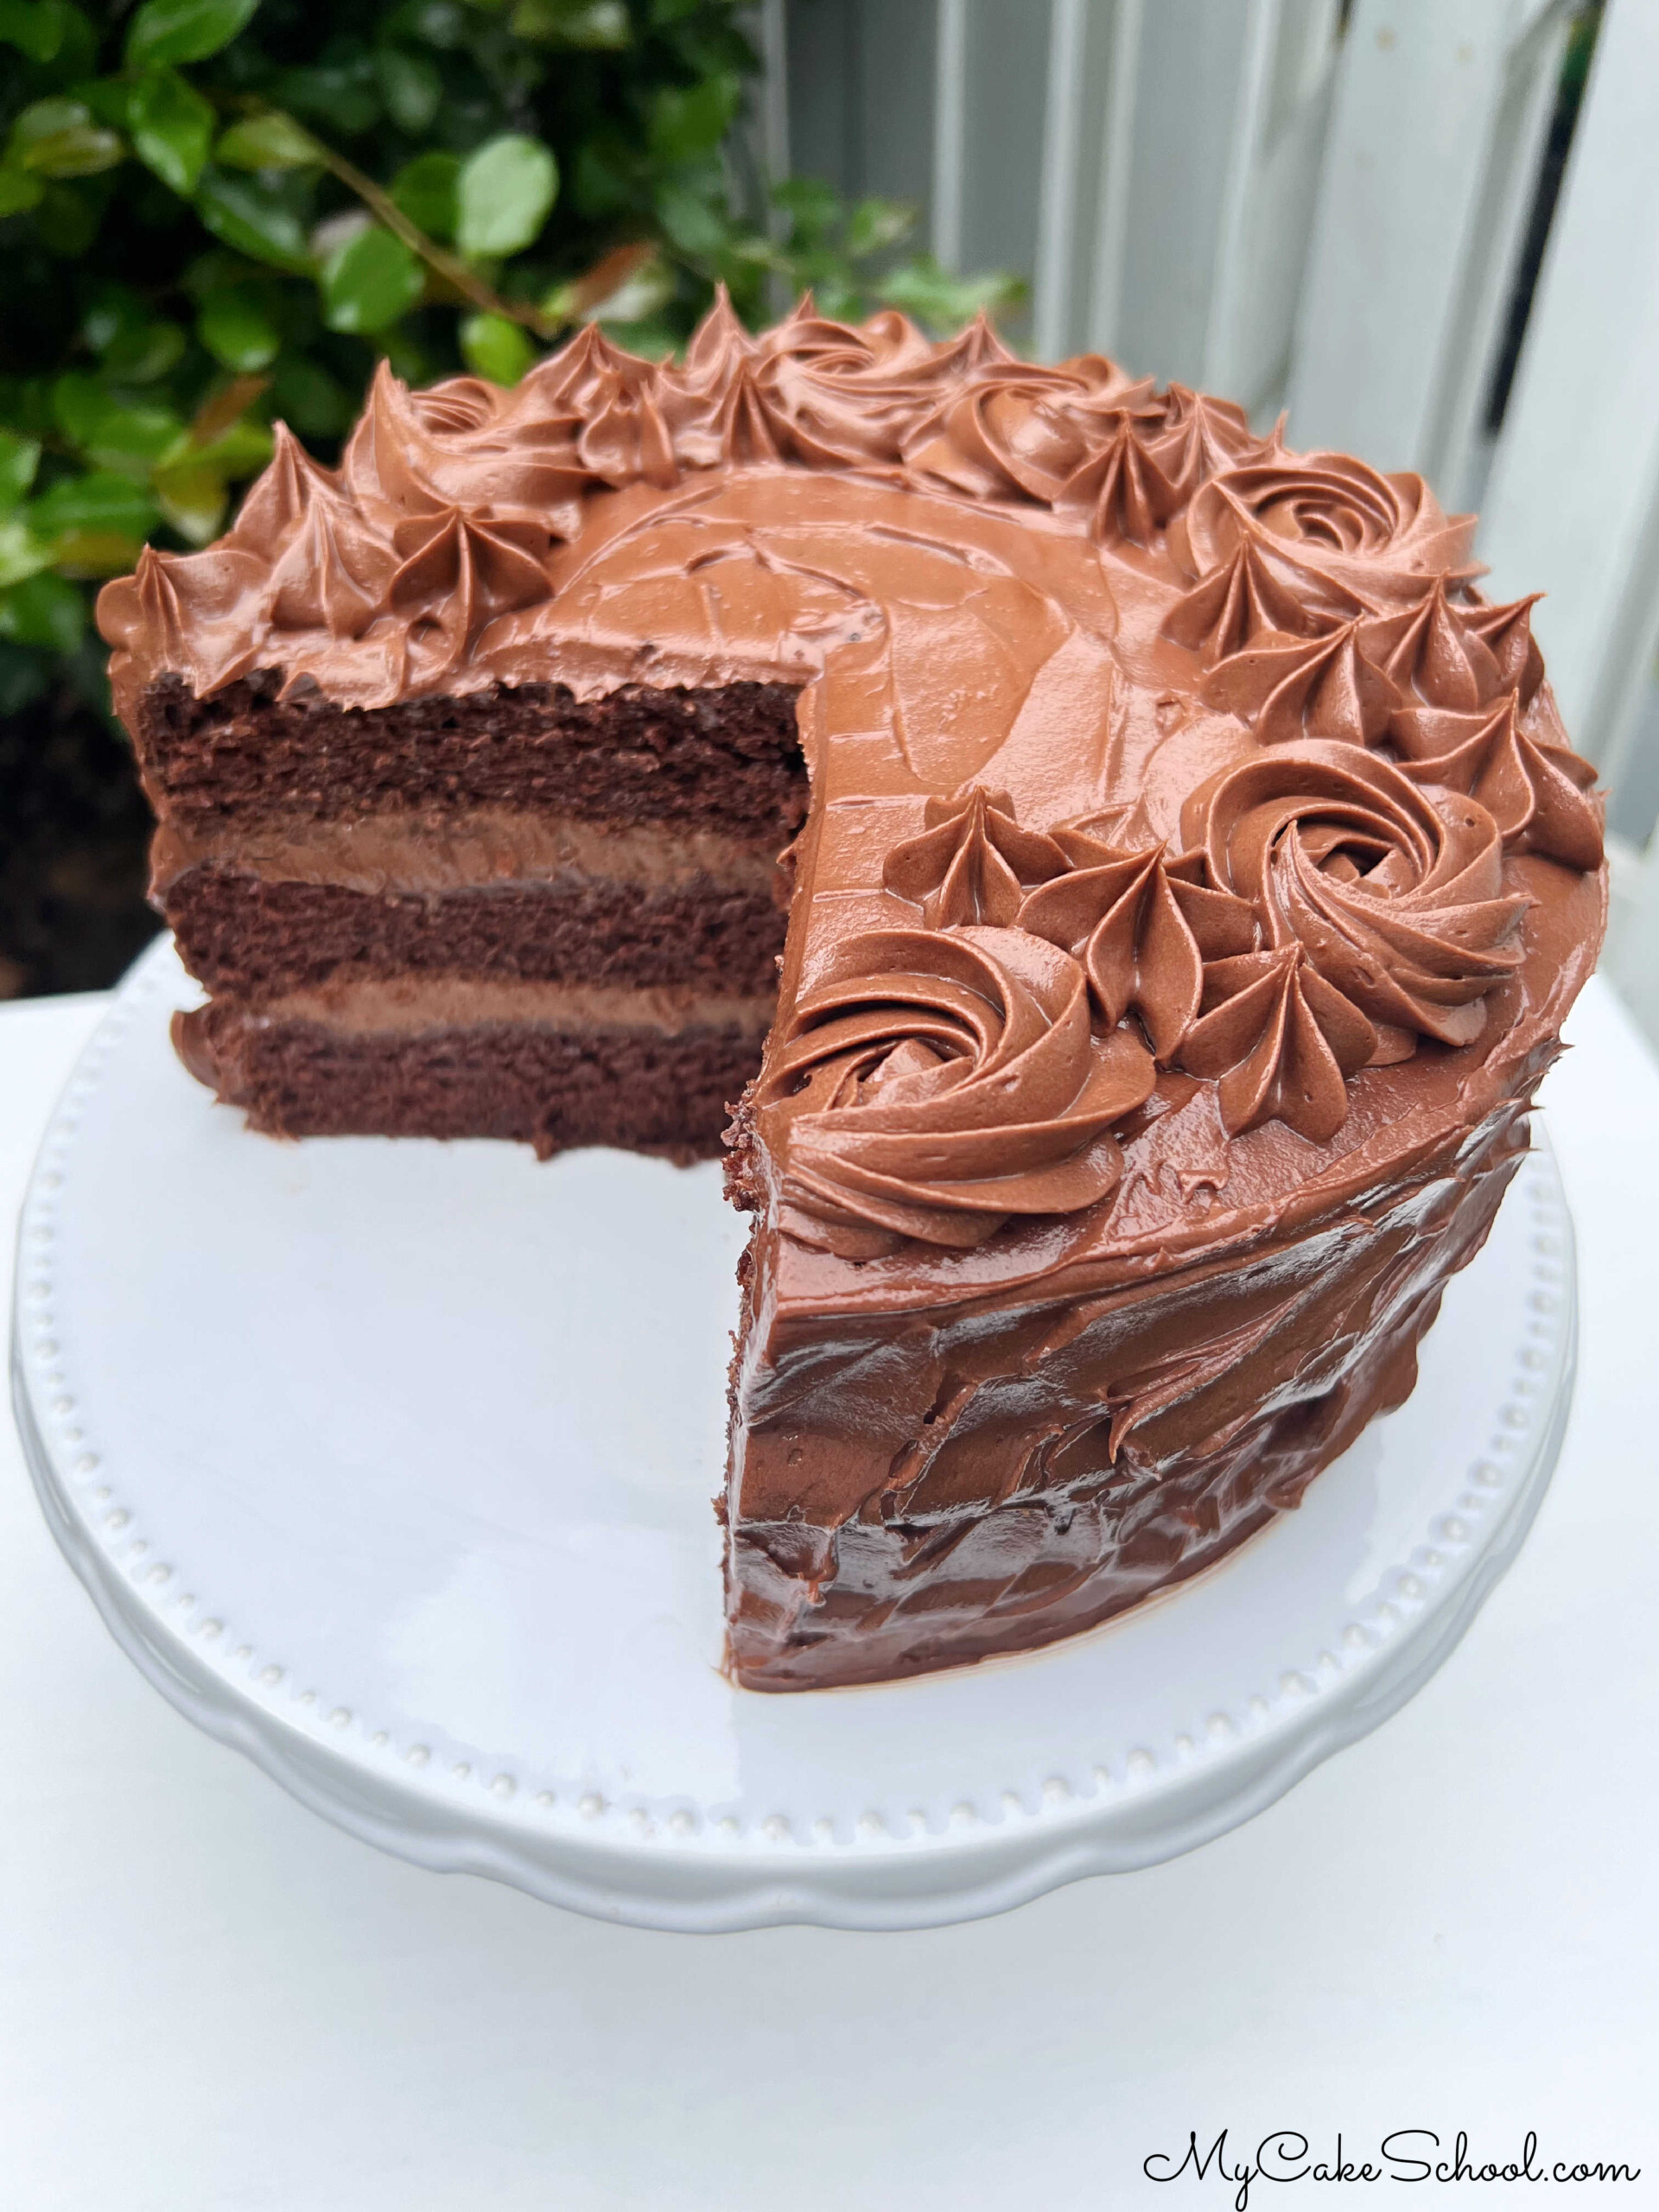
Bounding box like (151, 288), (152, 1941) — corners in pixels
(98, 297), (1606, 1691)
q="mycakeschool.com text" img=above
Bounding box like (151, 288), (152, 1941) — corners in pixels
(1141, 2131), (1641, 2208)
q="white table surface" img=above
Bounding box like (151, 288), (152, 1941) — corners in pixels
(3, 973), (1656, 2212)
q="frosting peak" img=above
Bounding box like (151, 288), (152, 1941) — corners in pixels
(880, 787), (1068, 927)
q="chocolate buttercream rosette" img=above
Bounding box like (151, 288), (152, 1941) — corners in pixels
(1175, 741), (1531, 1141)
(758, 925), (1155, 1256)
(1172, 450), (1480, 620)
(1160, 452), (1502, 751)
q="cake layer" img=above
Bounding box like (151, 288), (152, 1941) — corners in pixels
(135, 675), (808, 837)
(162, 865), (786, 998)
(176, 996), (769, 1157)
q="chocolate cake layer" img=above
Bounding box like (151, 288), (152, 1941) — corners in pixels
(162, 867), (786, 998)
(177, 1000), (766, 1157)
(135, 674), (808, 838)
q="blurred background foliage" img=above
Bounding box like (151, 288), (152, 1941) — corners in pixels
(0, 0), (1021, 996)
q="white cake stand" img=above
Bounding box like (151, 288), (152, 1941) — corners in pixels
(11, 936), (1575, 1932)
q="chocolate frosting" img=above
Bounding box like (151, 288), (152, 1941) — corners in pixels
(757, 925), (1154, 1255)
(99, 290), (1605, 1262)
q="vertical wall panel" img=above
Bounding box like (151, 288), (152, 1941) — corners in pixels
(1479, 0), (1659, 790)
(1111, 0), (1254, 387)
(1286, 0), (1568, 496)
(784, 0), (938, 217)
(1032, 0), (1092, 359)
(953, 0), (1054, 340)
(1205, 0), (1341, 412)
(1081, 0), (1147, 362)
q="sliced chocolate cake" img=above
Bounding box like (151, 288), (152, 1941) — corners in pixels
(99, 298), (1606, 1690)
(106, 378), (812, 1157)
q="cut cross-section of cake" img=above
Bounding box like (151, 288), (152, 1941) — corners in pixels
(99, 297), (1606, 1690)
(138, 660), (804, 1157)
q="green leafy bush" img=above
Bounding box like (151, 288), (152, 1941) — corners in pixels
(0, 0), (1023, 722)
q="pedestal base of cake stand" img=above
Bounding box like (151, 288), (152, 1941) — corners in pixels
(13, 936), (1576, 1933)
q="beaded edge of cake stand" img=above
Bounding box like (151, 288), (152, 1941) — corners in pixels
(12, 933), (1572, 1884)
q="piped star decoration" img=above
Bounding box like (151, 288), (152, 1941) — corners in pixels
(1389, 693), (1603, 870)
(1015, 821), (1257, 1062)
(1178, 946), (1377, 1144)
(880, 786), (1070, 926)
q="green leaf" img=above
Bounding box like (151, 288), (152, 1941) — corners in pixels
(110, 322), (188, 383)
(125, 0), (260, 71)
(648, 76), (738, 165)
(593, 317), (677, 361)
(94, 405), (188, 470)
(454, 133), (557, 259)
(194, 167), (313, 271)
(196, 288), (280, 372)
(878, 257), (1026, 334)
(656, 178), (726, 261)
(81, 289), (190, 382)
(129, 69), (215, 196)
(276, 60), (379, 136)
(269, 353), (353, 438)
(213, 111), (322, 171)
(459, 311), (533, 385)
(845, 196), (913, 261)
(51, 377), (183, 473)
(321, 224), (424, 334)
(0, 162), (44, 215)
(390, 149), (459, 241)
(29, 0), (93, 80)
(152, 459), (227, 543)
(0, 0), (67, 62)
(0, 432), (41, 509)
(48, 372), (108, 448)
(375, 48), (442, 134)
(29, 469), (161, 542)
(188, 417), (273, 474)
(0, 518), (54, 588)
(401, 0), (467, 48)
(33, 180), (105, 254)
(82, 284), (146, 354)
(79, 78), (136, 132)
(0, 570), (86, 652)
(508, 0), (629, 45)
(771, 175), (837, 245)
(10, 98), (125, 179)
